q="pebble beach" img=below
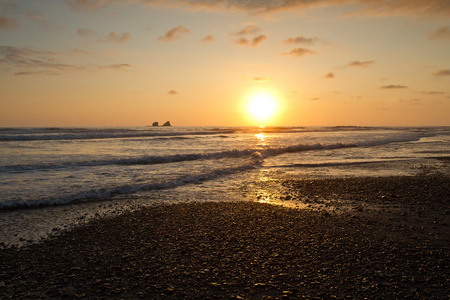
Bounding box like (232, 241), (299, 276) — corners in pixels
(1, 174), (449, 299)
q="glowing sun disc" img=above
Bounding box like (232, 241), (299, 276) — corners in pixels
(247, 93), (277, 122)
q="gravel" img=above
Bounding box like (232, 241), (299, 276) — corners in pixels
(1, 175), (449, 299)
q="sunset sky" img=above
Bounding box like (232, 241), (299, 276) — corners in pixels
(1, 0), (449, 127)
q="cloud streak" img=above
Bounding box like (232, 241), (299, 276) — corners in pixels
(232, 25), (260, 36)
(253, 76), (270, 82)
(66, 0), (111, 12)
(138, 0), (450, 17)
(429, 26), (450, 40)
(0, 16), (18, 29)
(201, 35), (214, 42)
(283, 36), (319, 44)
(77, 28), (96, 37)
(103, 32), (132, 43)
(282, 47), (317, 57)
(158, 25), (190, 42)
(0, 46), (130, 75)
(231, 25), (266, 47)
(98, 64), (132, 69)
(434, 69), (450, 76)
(380, 84), (408, 89)
(347, 60), (375, 67)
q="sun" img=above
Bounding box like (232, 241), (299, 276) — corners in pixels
(246, 93), (278, 124)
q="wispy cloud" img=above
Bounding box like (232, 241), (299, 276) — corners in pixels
(201, 35), (214, 42)
(66, 0), (111, 12)
(232, 25), (260, 36)
(380, 84), (408, 89)
(15, 71), (62, 76)
(347, 60), (375, 67)
(137, 0), (450, 17)
(429, 26), (450, 40)
(0, 46), (74, 70)
(98, 64), (132, 69)
(253, 76), (271, 82)
(0, 46), (130, 75)
(158, 25), (190, 42)
(231, 25), (266, 47)
(76, 28), (96, 37)
(252, 35), (267, 47)
(233, 37), (249, 46)
(282, 47), (317, 57)
(325, 72), (334, 78)
(283, 36), (319, 44)
(420, 91), (445, 95)
(434, 69), (450, 76)
(103, 31), (132, 43)
(232, 36), (267, 47)
(0, 16), (18, 29)
(168, 90), (179, 95)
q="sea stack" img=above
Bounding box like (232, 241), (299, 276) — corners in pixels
(152, 122), (159, 126)
(163, 121), (171, 126)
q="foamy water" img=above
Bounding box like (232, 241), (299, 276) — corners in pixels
(1, 126), (449, 246)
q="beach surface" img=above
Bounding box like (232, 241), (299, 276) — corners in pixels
(1, 174), (449, 299)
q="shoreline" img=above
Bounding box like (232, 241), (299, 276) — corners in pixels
(1, 174), (449, 299)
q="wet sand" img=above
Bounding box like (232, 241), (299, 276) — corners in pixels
(1, 174), (449, 299)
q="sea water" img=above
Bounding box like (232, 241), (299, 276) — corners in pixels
(1, 126), (449, 246)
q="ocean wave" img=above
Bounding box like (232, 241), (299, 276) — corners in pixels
(0, 158), (262, 211)
(0, 128), (234, 141)
(1, 142), (356, 172)
(269, 159), (409, 169)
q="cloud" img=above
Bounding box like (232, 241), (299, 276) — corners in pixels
(232, 35), (267, 47)
(103, 31), (132, 43)
(253, 76), (270, 82)
(232, 25), (260, 36)
(168, 90), (179, 95)
(347, 60), (375, 67)
(138, 0), (450, 17)
(325, 72), (334, 78)
(283, 36), (318, 44)
(230, 25), (266, 47)
(77, 28), (96, 37)
(0, 46), (130, 75)
(15, 71), (62, 76)
(0, 46), (74, 71)
(201, 35), (214, 42)
(429, 26), (450, 40)
(380, 84), (408, 89)
(252, 35), (267, 46)
(66, 0), (111, 12)
(98, 64), (132, 69)
(233, 37), (249, 46)
(420, 91), (445, 95)
(158, 25), (190, 42)
(434, 69), (450, 76)
(0, 16), (18, 29)
(282, 47), (317, 57)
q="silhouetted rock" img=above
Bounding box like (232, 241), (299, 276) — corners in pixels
(152, 122), (159, 126)
(163, 121), (171, 126)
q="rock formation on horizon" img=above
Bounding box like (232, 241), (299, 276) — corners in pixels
(163, 121), (171, 126)
(152, 122), (159, 126)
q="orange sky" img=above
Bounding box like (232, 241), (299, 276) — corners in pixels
(1, 0), (449, 127)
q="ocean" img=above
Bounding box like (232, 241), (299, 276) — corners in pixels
(1, 126), (449, 246)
